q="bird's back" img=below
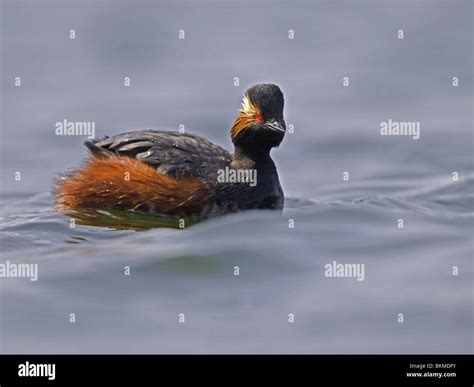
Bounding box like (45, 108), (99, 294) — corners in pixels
(86, 130), (232, 184)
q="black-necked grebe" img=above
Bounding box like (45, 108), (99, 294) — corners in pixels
(55, 84), (286, 217)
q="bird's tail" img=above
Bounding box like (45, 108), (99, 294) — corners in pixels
(54, 154), (213, 215)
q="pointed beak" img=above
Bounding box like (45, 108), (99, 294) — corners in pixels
(264, 120), (286, 133)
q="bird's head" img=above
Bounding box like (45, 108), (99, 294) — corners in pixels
(230, 84), (285, 152)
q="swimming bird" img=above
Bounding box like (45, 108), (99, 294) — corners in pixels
(54, 84), (286, 217)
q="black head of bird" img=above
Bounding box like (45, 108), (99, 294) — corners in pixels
(230, 84), (285, 154)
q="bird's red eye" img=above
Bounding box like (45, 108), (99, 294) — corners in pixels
(255, 113), (262, 122)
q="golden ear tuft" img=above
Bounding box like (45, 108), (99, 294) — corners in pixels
(241, 94), (258, 115)
(230, 94), (260, 142)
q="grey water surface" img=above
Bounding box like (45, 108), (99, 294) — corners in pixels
(0, 0), (472, 353)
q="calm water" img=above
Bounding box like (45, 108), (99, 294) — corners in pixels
(0, 1), (472, 353)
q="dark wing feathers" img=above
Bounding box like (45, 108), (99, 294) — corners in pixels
(85, 130), (232, 183)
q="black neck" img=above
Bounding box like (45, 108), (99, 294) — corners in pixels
(231, 146), (275, 171)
